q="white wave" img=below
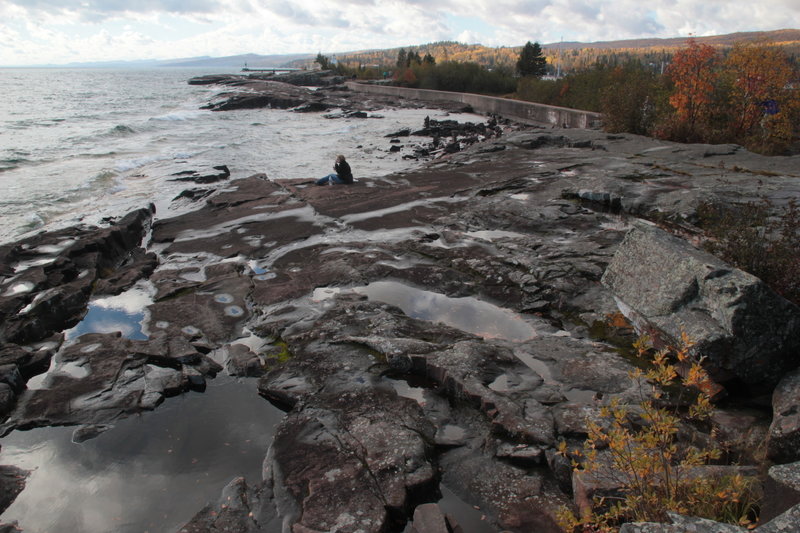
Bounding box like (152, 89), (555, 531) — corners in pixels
(150, 109), (210, 122)
(114, 154), (171, 172)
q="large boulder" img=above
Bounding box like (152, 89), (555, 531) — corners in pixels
(601, 221), (800, 391)
(767, 369), (800, 463)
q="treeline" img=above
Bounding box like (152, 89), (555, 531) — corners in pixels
(518, 40), (800, 154)
(395, 61), (517, 95)
(294, 41), (521, 71)
(292, 33), (800, 76)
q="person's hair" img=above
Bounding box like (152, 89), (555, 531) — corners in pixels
(336, 155), (346, 162)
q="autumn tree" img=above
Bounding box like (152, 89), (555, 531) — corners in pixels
(517, 41), (548, 77)
(723, 41), (799, 153)
(663, 39), (720, 141)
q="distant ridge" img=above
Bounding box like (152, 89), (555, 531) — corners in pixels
(37, 52), (315, 69)
(547, 29), (800, 50)
(162, 53), (314, 68)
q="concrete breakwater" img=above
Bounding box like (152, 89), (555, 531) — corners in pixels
(345, 81), (603, 129)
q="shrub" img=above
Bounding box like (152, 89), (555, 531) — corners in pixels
(556, 333), (761, 532)
(414, 61), (516, 95)
(697, 197), (800, 306)
(601, 64), (668, 136)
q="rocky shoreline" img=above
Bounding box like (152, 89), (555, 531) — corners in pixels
(1, 74), (800, 532)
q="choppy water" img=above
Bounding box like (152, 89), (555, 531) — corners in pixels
(0, 68), (475, 245)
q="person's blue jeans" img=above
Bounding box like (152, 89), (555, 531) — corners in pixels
(316, 173), (343, 185)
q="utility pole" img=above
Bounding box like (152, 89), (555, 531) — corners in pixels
(556, 36), (563, 79)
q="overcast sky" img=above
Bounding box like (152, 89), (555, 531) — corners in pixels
(2, 0), (799, 66)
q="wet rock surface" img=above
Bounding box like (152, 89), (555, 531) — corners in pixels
(2, 96), (800, 531)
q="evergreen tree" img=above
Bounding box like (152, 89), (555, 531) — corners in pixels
(516, 41), (547, 77)
(315, 52), (330, 70)
(423, 53), (436, 66)
(396, 48), (407, 68)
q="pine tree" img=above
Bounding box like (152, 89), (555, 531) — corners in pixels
(396, 48), (407, 68)
(315, 53), (330, 70)
(516, 41), (547, 77)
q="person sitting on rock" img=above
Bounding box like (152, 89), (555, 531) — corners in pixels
(316, 155), (354, 185)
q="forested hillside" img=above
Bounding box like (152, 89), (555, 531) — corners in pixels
(288, 29), (800, 74)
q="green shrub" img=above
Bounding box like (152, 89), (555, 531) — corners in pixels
(405, 61), (516, 95)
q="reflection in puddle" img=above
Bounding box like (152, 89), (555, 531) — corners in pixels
(0, 377), (283, 533)
(13, 257), (56, 273)
(514, 351), (553, 382)
(27, 355), (91, 390)
(354, 281), (536, 342)
(312, 287), (341, 301)
(400, 485), (496, 533)
(65, 283), (153, 341)
(388, 378), (428, 407)
(4, 281), (35, 296)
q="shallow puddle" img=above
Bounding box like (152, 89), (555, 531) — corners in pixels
(340, 196), (465, 225)
(354, 281), (536, 342)
(402, 484), (497, 533)
(0, 376), (283, 533)
(464, 229), (526, 241)
(65, 282), (154, 341)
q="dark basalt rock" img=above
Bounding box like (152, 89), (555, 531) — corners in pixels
(0, 329), (222, 436)
(169, 165), (230, 184)
(0, 206), (153, 377)
(0, 465), (28, 515)
(187, 74), (246, 86)
(291, 102), (331, 112)
(179, 476), (276, 533)
(768, 368), (800, 463)
(265, 390), (437, 532)
(202, 94), (306, 111)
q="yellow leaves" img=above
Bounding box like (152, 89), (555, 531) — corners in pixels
(632, 335), (651, 356)
(557, 332), (761, 532)
(557, 440), (569, 457)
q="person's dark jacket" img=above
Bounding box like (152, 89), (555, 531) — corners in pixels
(334, 160), (353, 184)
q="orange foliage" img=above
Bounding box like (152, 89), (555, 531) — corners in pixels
(724, 42), (799, 152)
(665, 39), (720, 139)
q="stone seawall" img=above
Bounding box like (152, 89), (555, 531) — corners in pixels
(345, 81), (603, 129)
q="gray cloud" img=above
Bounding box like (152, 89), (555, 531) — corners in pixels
(8, 0), (223, 19)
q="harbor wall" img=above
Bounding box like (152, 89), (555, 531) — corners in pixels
(345, 82), (604, 129)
